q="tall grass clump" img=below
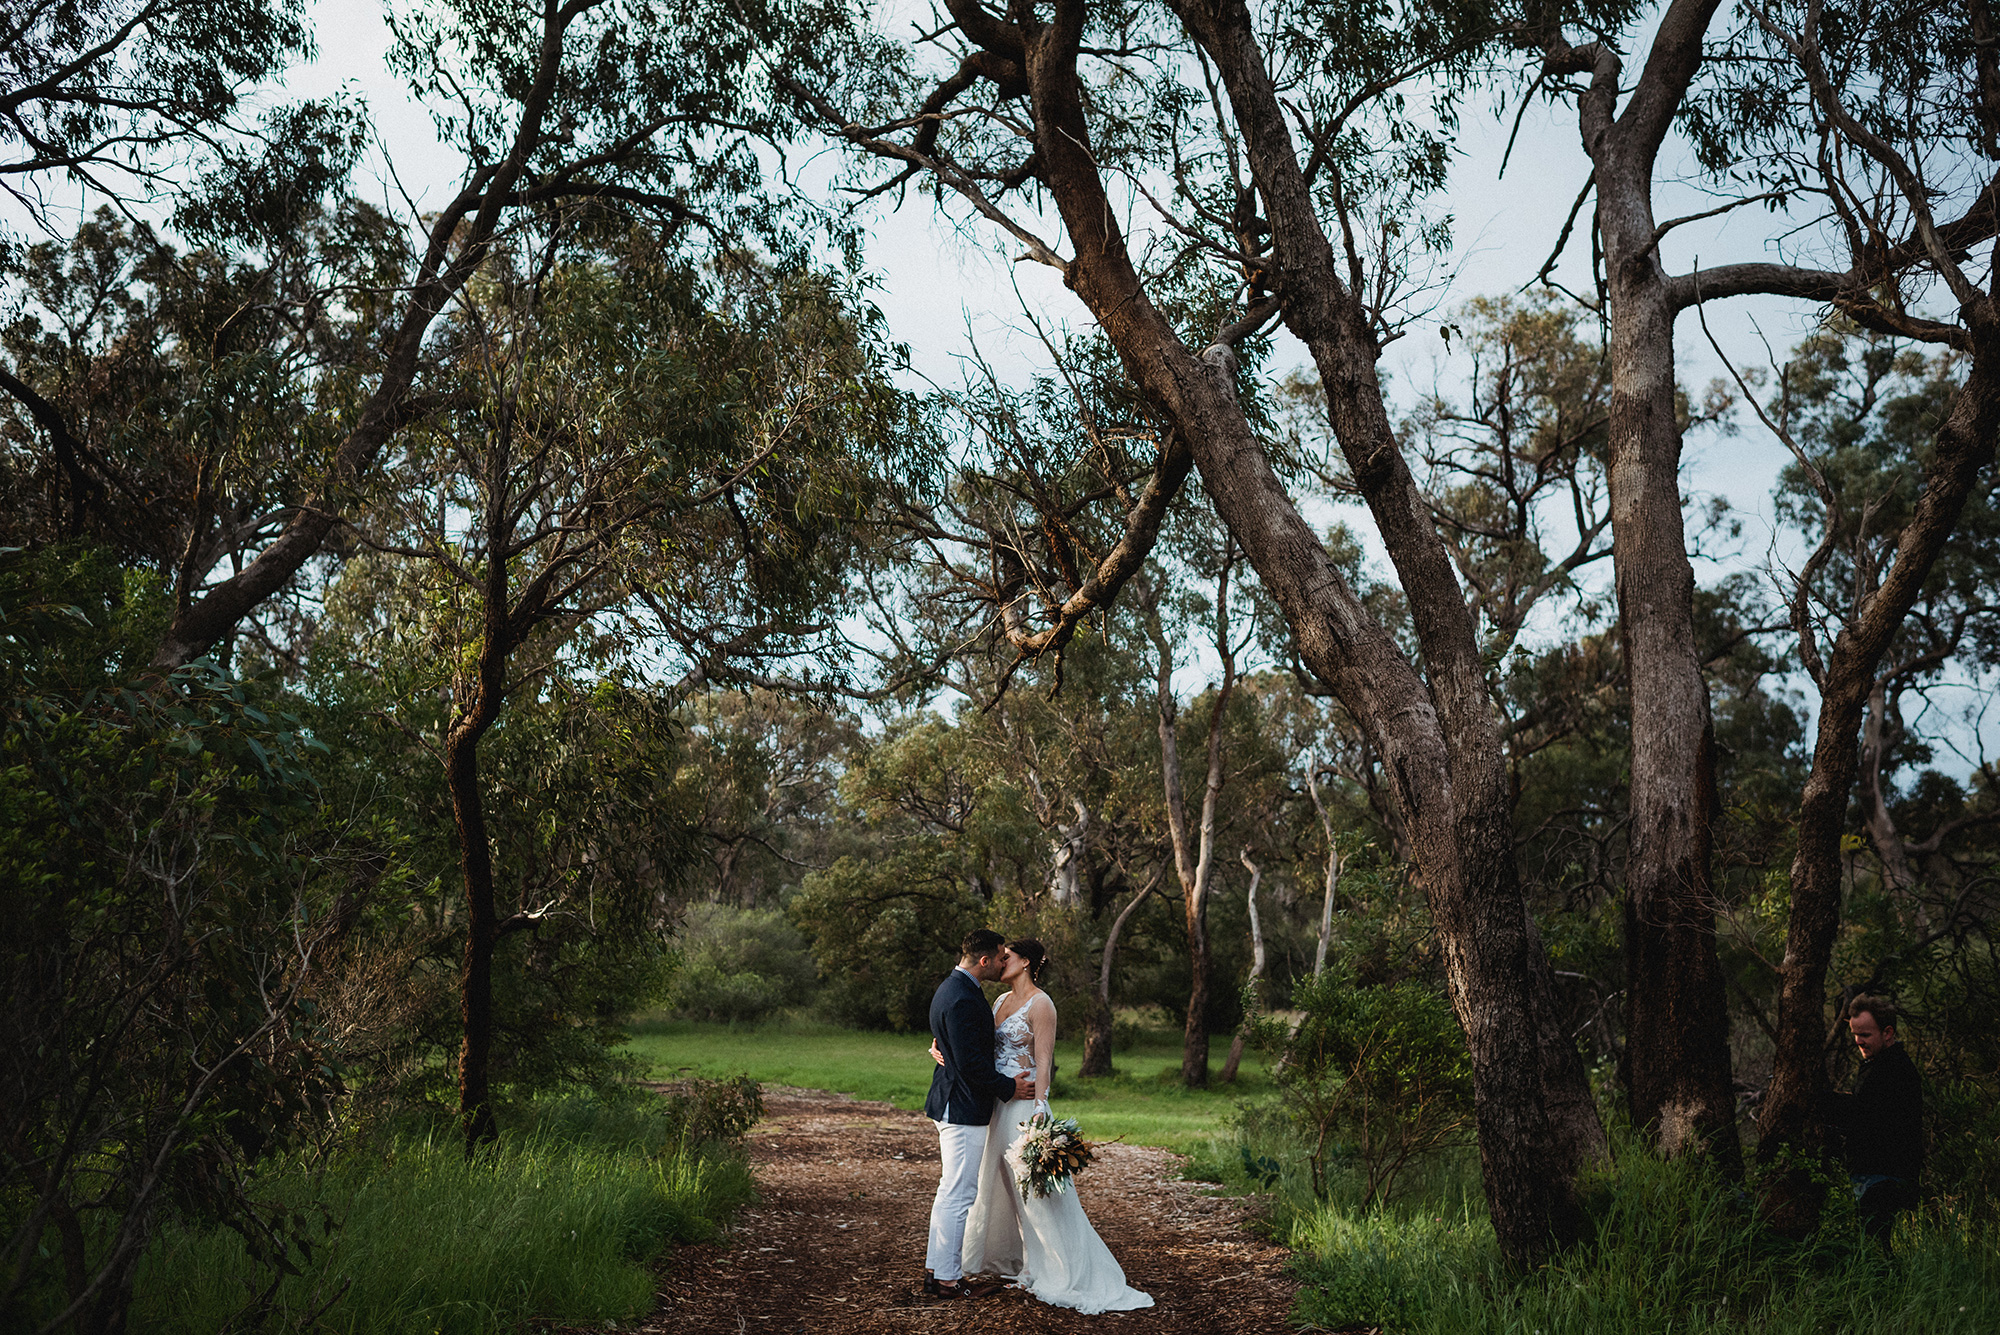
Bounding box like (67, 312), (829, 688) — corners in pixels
(129, 1091), (755, 1335)
(1289, 1145), (2000, 1335)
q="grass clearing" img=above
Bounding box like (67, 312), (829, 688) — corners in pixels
(129, 1097), (752, 1335)
(622, 1014), (1273, 1153)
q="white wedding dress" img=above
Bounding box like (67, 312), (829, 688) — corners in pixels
(959, 996), (1153, 1313)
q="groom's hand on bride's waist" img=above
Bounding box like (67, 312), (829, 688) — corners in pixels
(1013, 1073), (1035, 1101)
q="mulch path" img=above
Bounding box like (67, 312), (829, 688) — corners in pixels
(617, 1086), (1301, 1334)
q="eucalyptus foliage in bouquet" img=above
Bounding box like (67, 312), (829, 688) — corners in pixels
(1005, 1110), (1099, 1199)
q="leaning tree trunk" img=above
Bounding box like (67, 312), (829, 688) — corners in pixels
(1160, 0), (1608, 1214)
(1760, 338), (2000, 1201)
(1080, 876), (1158, 1077)
(1306, 759), (1342, 978)
(818, 0), (1611, 1265)
(1008, 0), (1608, 1262)
(1220, 847), (1266, 1083)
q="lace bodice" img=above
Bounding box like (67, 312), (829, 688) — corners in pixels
(994, 999), (1037, 1076)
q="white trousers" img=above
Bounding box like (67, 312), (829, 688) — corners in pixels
(925, 1119), (988, 1281)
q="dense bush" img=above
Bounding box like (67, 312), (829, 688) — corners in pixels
(789, 846), (983, 1030)
(1, 549), (358, 1332)
(649, 1073), (767, 1143)
(1252, 970), (1475, 1205)
(665, 902), (817, 1023)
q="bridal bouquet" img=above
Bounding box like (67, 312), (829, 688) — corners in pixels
(1004, 1110), (1099, 1199)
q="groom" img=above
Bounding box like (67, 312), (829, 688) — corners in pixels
(923, 929), (1034, 1299)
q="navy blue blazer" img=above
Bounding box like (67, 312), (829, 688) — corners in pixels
(924, 967), (1016, 1125)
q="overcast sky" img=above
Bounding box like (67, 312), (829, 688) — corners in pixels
(17, 0), (1991, 759)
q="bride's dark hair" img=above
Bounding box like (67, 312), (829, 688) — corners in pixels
(1007, 938), (1049, 984)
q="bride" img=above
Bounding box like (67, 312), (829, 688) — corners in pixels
(931, 938), (1153, 1314)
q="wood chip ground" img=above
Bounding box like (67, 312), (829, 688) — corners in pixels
(591, 1086), (1301, 1334)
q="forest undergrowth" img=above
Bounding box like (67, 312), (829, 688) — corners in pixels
(1206, 1124), (2000, 1335)
(123, 1092), (755, 1335)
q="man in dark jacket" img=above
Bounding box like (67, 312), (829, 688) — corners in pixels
(1826, 994), (1923, 1249)
(922, 929), (1034, 1298)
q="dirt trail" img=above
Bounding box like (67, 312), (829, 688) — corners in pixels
(627, 1087), (1299, 1334)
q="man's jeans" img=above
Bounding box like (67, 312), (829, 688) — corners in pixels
(1851, 1173), (1918, 1248)
(926, 1120), (987, 1282)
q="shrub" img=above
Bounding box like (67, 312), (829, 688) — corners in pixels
(1251, 971), (1474, 1205)
(651, 1073), (766, 1144)
(1, 548), (356, 1333)
(665, 902), (817, 1023)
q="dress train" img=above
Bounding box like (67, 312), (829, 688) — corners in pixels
(960, 1007), (1152, 1314)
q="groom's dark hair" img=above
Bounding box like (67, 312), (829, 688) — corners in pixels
(960, 929), (1006, 961)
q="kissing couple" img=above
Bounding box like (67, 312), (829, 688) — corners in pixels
(921, 928), (1153, 1313)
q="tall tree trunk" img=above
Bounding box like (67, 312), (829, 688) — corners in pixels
(1160, 0), (1608, 1226)
(1859, 683), (1919, 894)
(1759, 343), (2000, 1192)
(1545, 3), (1743, 1171)
(448, 654), (507, 1151)
(1305, 758), (1342, 978)
(1081, 874), (1158, 1077)
(1140, 549), (1239, 1090)
(1220, 847), (1265, 1083)
(817, 0), (1613, 1264)
(450, 469), (518, 1152)
(1603, 281), (1739, 1167)
(1023, 0), (1604, 1259)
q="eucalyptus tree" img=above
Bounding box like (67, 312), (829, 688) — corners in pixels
(345, 230), (904, 1145)
(1130, 524), (1261, 1088)
(1647, 0), (2000, 1174)
(0, 207), (402, 612)
(119, 0), (858, 669)
(1753, 331), (1997, 894)
(881, 312), (1297, 1083)
(679, 688), (862, 907)
(1738, 317), (2000, 1173)
(0, 0), (322, 215)
(1523, 0), (2000, 1168)
(0, 548), (365, 1335)
(785, 0), (1614, 1261)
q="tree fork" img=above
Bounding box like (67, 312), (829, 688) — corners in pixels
(1546, 0), (1744, 1170)
(1026, 0), (1602, 1262)
(1759, 336), (2000, 1180)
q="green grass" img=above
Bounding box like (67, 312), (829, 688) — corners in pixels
(1285, 1146), (2000, 1335)
(622, 1014), (1273, 1153)
(129, 1100), (752, 1335)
